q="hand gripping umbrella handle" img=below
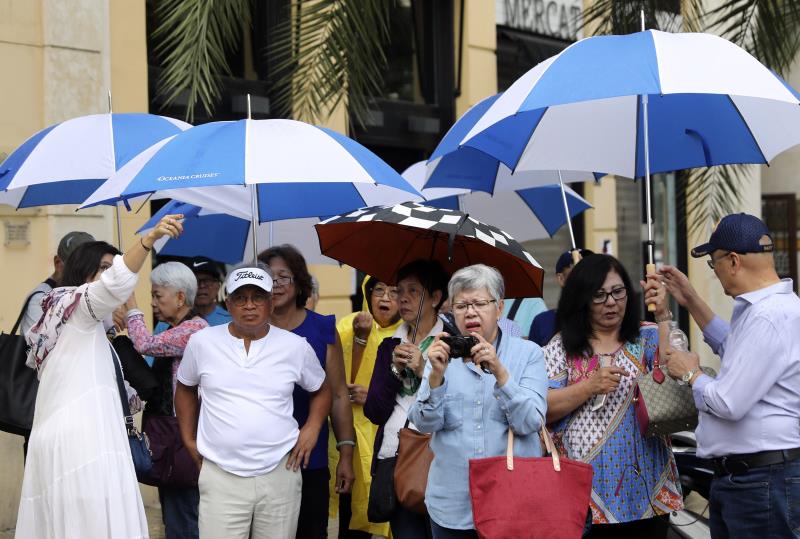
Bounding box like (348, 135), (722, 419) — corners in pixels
(646, 263), (657, 312)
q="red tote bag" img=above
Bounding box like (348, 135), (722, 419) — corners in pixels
(469, 427), (593, 539)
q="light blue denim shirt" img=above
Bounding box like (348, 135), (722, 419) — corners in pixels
(408, 333), (548, 530)
(692, 279), (800, 458)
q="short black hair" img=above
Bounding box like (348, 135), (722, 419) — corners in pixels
(258, 244), (313, 308)
(61, 241), (121, 287)
(396, 259), (450, 311)
(556, 254), (640, 357)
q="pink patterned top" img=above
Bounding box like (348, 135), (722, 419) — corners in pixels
(126, 311), (208, 402)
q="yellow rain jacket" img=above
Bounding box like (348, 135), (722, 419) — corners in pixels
(329, 279), (401, 537)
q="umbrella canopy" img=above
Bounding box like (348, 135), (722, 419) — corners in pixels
(81, 119), (421, 220)
(315, 202), (545, 298)
(423, 93), (600, 194)
(402, 161), (592, 239)
(138, 198), (337, 265)
(457, 30), (800, 180)
(0, 113), (190, 207)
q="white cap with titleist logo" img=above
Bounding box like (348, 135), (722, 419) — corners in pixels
(225, 267), (273, 295)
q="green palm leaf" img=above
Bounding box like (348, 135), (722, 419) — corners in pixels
(152, 0), (251, 122)
(708, 0), (800, 75)
(268, 0), (391, 126)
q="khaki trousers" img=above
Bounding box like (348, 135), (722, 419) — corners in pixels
(198, 454), (302, 539)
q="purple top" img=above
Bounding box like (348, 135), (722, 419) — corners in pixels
(363, 337), (402, 471)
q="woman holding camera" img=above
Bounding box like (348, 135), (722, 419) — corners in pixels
(408, 264), (548, 538)
(543, 254), (682, 538)
(364, 259), (450, 539)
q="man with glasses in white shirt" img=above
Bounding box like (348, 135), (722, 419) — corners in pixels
(175, 264), (331, 539)
(653, 213), (800, 539)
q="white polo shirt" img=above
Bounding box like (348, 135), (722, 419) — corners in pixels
(177, 323), (326, 477)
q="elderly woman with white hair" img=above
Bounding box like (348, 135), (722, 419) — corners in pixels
(125, 261), (209, 539)
(408, 264), (548, 538)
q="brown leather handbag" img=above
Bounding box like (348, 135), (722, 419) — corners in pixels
(393, 421), (434, 514)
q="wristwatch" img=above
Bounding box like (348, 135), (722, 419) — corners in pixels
(390, 362), (405, 381)
(680, 368), (698, 386)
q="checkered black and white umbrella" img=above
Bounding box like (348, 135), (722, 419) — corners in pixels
(315, 202), (544, 297)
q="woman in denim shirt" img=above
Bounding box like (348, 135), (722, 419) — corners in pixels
(408, 264), (548, 538)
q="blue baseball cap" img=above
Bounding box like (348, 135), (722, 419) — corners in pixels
(555, 249), (595, 273)
(691, 213), (774, 258)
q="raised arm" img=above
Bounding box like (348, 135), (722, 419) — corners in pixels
(77, 214), (184, 326)
(126, 311), (206, 357)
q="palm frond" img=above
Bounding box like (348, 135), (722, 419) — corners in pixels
(708, 0), (800, 74)
(679, 165), (747, 237)
(268, 0), (391, 126)
(152, 0), (251, 122)
(581, 0), (705, 35)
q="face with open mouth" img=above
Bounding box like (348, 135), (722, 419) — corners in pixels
(589, 270), (628, 333)
(452, 287), (502, 343)
(369, 281), (399, 328)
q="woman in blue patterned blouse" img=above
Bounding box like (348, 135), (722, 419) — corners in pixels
(544, 254), (683, 539)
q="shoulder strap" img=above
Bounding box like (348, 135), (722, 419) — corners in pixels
(9, 291), (42, 336)
(109, 344), (134, 429)
(507, 298), (523, 320)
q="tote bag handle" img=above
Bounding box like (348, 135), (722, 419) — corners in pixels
(505, 425), (561, 472)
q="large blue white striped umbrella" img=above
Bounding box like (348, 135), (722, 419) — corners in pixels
(0, 113), (190, 207)
(81, 118), (422, 260)
(82, 119), (421, 220)
(453, 30), (800, 268)
(458, 30), (800, 181)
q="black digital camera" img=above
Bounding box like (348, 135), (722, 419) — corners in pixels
(441, 335), (479, 358)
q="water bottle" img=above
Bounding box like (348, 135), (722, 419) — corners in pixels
(668, 321), (689, 352)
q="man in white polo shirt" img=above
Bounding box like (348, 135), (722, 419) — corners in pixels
(175, 264), (331, 539)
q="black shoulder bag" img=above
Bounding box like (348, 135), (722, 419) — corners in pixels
(0, 291), (41, 435)
(110, 344), (153, 480)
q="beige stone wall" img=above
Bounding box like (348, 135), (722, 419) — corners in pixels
(0, 0), (155, 528)
(455, 0), (498, 118)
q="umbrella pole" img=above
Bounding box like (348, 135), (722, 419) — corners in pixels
(410, 288), (426, 344)
(557, 170), (579, 264)
(108, 89), (124, 250)
(246, 94), (260, 265)
(115, 204), (124, 250)
(641, 86), (658, 310)
(250, 184), (259, 265)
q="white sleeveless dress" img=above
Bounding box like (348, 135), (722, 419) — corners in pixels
(16, 256), (149, 538)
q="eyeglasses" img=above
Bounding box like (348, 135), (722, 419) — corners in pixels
(272, 276), (293, 288)
(372, 286), (399, 299)
(591, 286), (627, 304)
(452, 299), (497, 313)
(707, 252), (733, 269)
(229, 292), (269, 307)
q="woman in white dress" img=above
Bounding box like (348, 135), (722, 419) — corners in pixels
(17, 213), (184, 539)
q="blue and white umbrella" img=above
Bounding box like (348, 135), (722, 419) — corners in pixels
(453, 30), (800, 269)
(423, 93), (600, 194)
(0, 113), (190, 207)
(138, 195), (341, 265)
(402, 161), (592, 241)
(82, 118), (422, 259)
(421, 93), (599, 251)
(83, 119), (421, 216)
